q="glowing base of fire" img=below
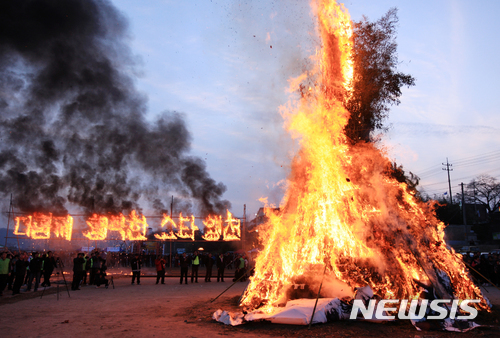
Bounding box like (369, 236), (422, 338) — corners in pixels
(214, 284), (488, 332)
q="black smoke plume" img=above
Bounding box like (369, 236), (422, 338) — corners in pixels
(0, 0), (230, 216)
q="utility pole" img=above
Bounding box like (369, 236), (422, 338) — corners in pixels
(460, 182), (467, 225)
(4, 194), (12, 248)
(442, 158), (453, 204)
(242, 204), (246, 251)
(473, 182), (478, 224)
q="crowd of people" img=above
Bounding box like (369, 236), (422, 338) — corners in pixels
(462, 252), (500, 286)
(2, 248), (500, 297)
(71, 251), (110, 290)
(0, 249), (252, 296)
(0, 250), (57, 296)
(174, 250), (250, 285)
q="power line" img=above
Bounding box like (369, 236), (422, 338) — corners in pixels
(414, 149), (500, 177)
(452, 149), (500, 165)
(419, 169), (500, 190)
(454, 153), (500, 166)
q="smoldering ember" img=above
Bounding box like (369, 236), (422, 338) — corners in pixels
(1, 0), (500, 337)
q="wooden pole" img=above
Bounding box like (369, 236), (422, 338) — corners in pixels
(242, 204), (246, 251)
(4, 194), (13, 248)
(210, 272), (247, 303)
(169, 240), (172, 272)
(463, 260), (500, 293)
(308, 264), (327, 329)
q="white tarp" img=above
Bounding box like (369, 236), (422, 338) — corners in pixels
(245, 298), (345, 325)
(213, 284), (485, 332)
(212, 309), (245, 326)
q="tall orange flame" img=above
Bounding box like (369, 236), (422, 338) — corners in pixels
(84, 214), (109, 240)
(14, 210), (240, 241)
(202, 214), (223, 241)
(83, 211), (148, 241)
(175, 213), (199, 241)
(241, 0), (488, 313)
(15, 213), (73, 240)
(223, 210), (241, 241)
(154, 214), (178, 240)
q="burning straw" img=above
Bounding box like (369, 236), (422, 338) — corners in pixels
(239, 0), (489, 315)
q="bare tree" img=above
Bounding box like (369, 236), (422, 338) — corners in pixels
(464, 175), (500, 214)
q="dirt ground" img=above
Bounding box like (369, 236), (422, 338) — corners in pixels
(1, 270), (500, 338)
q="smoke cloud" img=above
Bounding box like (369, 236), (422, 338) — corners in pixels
(0, 0), (230, 216)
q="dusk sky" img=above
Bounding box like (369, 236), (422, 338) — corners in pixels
(106, 0), (500, 218)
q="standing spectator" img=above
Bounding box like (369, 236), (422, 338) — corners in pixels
(234, 254), (246, 282)
(90, 251), (104, 285)
(191, 250), (200, 283)
(7, 254), (18, 291)
(227, 253), (233, 270)
(216, 253), (225, 282)
(88, 252), (96, 285)
(82, 254), (90, 286)
(487, 255), (495, 285)
(27, 252), (42, 292)
(71, 253), (85, 291)
(23, 252), (32, 286)
(12, 252), (29, 295)
(130, 254), (142, 285)
(204, 253), (214, 282)
(479, 255), (489, 285)
(179, 252), (189, 285)
(41, 251), (56, 287)
(495, 258), (500, 287)
(243, 255), (249, 281)
(155, 255), (166, 285)
(0, 251), (10, 296)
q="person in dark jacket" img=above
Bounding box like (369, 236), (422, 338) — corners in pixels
(90, 251), (104, 285)
(41, 251), (56, 287)
(71, 253), (85, 290)
(95, 266), (109, 288)
(7, 253), (18, 291)
(216, 253), (225, 282)
(204, 253), (214, 282)
(27, 252), (42, 292)
(179, 252), (189, 284)
(12, 252), (29, 295)
(130, 254), (142, 285)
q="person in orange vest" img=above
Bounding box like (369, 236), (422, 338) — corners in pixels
(155, 255), (166, 284)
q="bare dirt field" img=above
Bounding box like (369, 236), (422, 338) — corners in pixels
(1, 270), (500, 338)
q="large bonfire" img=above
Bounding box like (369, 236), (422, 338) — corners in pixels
(240, 0), (488, 313)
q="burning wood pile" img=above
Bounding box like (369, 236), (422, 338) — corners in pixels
(215, 0), (489, 331)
